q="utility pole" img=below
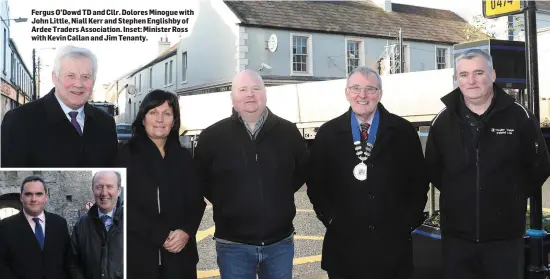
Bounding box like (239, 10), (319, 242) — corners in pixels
(32, 48), (37, 100)
(524, 1), (546, 277)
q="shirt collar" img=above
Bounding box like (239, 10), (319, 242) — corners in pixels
(238, 108), (268, 125)
(54, 92), (85, 117)
(354, 110), (374, 128)
(98, 207), (115, 219)
(23, 210), (45, 223)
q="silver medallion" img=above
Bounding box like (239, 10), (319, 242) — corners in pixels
(353, 162), (368, 181)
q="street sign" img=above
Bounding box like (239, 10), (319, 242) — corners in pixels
(482, 0), (523, 19)
(84, 201), (94, 211)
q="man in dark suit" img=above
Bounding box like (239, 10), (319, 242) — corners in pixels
(1, 45), (118, 167)
(307, 66), (429, 279)
(0, 175), (72, 279)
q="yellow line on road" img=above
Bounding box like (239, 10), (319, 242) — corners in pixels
(295, 235), (324, 241)
(197, 255), (323, 278)
(297, 209), (315, 212)
(293, 255), (322, 265)
(197, 269), (220, 278)
(196, 226), (215, 243)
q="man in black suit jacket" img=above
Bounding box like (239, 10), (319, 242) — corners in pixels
(1, 45), (118, 167)
(0, 175), (72, 279)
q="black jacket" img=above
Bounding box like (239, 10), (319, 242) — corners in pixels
(194, 108), (308, 245)
(0, 211), (72, 279)
(70, 199), (123, 279)
(307, 105), (428, 279)
(117, 135), (205, 279)
(1, 88), (118, 167)
(426, 84), (550, 242)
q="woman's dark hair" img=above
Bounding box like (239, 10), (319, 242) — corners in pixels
(131, 89), (181, 143)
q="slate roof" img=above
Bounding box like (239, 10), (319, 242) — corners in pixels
(537, 1), (550, 12)
(224, 0), (474, 44)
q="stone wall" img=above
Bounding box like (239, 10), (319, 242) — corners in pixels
(0, 170), (94, 233)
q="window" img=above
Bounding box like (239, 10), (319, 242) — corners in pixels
(10, 53), (15, 82)
(169, 60), (173, 84)
(436, 47), (448, 69)
(181, 52), (187, 82)
(3, 29), (6, 73)
(134, 76), (137, 91)
(291, 34), (312, 75)
(346, 39), (364, 74)
(164, 62), (168, 85)
(138, 74), (142, 93)
(149, 68), (153, 89)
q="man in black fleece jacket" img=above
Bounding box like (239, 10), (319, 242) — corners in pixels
(194, 69), (308, 279)
(426, 49), (550, 279)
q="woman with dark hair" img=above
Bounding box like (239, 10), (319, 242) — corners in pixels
(117, 89), (205, 279)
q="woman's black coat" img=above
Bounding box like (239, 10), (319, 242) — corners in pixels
(117, 135), (205, 279)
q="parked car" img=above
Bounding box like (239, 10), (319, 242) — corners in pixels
(116, 123), (132, 145)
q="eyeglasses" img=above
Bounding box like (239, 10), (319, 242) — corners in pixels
(347, 86), (380, 95)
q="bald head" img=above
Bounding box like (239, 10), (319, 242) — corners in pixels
(232, 69), (265, 88)
(231, 69), (267, 122)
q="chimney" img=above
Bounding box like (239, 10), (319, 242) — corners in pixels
(372, 0), (392, 12)
(158, 35), (170, 55)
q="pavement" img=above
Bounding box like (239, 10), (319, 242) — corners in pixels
(195, 186), (328, 279)
(195, 178), (550, 278)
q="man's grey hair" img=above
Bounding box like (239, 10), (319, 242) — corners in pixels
(455, 49), (494, 71)
(53, 45), (98, 82)
(92, 171), (122, 189)
(346, 66), (382, 89)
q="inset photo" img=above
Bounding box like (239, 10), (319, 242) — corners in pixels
(0, 168), (125, 279)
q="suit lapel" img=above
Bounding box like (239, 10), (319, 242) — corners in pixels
(367, 104), (393, 162)
(17, 211), (43, 252)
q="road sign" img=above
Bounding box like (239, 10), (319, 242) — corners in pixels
(482, 0), (523, 19)
(84, 201), (94, 211)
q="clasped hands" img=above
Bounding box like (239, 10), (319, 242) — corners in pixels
(163, 229), (190, 253)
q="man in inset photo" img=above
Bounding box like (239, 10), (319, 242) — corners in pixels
(0, 175), (72, 279)
(70, 170), (123, 279)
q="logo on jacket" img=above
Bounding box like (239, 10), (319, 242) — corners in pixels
(490, 128), (514, 135)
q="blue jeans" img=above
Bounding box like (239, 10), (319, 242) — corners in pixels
(215, 234), (294, 279)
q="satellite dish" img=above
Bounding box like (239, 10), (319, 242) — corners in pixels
(127, 84), (136, 95)
(268, 34), (278, 52)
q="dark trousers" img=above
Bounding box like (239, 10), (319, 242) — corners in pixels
(442, 235), (524, 279)
(328, 272), (347, 279)
(158, 265), (197, 279)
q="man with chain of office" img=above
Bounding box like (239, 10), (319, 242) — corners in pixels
(307, 66), (429, 279)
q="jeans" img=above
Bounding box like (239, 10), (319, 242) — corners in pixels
(215, 234), (294, 279)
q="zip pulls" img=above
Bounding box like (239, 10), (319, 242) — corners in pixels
(476, 148), (480, 242)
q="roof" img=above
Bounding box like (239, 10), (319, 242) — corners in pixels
(538, 2), (550, 12)
(176, 75), (341, 95)
(223, 0), (473, 44)
(128, 42), (179, 78)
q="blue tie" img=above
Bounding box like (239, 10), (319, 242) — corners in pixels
(32, 218), (44, 249)
(101, 215), (111, 231)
